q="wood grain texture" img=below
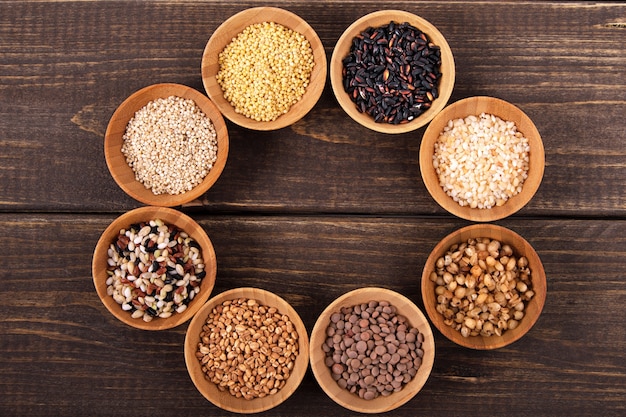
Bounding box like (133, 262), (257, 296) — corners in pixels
(1, 1), (625, 416)
(0, 1), (625, 215)
(1, 214), (625, 416)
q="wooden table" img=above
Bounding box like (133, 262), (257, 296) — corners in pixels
(1, 1), (625, 416)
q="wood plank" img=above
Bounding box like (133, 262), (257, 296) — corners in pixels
(0, 1), (625, 215)
(0, 213), (624, 416)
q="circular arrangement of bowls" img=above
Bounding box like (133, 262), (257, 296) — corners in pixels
(92, 6), (552, 413)
(184, 287), (310, 413)
(310, 287), (434, 413)
(201, 7), (327, 131)
(92, 206), (217, 330)
(330, 10), (455, 134)
(419, 96), (545, 222)
(104, 83), (229, 207)
(421, 224), (547, 350)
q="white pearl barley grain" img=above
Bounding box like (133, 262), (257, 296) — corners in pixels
(433, 113), (530, 209)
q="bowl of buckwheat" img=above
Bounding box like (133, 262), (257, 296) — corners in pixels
(201, 7), (327, 131)
(421, 224), (547, 350)
(104, 83), (229, 207)
(330, 10), (455, 134)
(419, 96), (545, 221)
(184, 287), (310, 413)
(309, 287), (435, 413)
(92, 206), (217, 330)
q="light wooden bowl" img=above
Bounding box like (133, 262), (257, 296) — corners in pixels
(104, 83), (229, 207)
(310, 287), (434, 413)
(330, 10), (455, 134)
(421, 224), (547, 350)
(419, 96), (545, 221)
(201, 7), (327, 131)
(184, 287), (310, 413)
(92, 206), (217, 330)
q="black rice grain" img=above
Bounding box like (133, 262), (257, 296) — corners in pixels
(342, 21), (442, 124)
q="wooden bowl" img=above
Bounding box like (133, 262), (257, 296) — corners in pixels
(201, 7), (327, 130)
(421, 224), (547, 350)
(184, 287), (310, 413)
(330, 10), (455, 134)
(104, 83), (229, 207)
(92, 206), (217, 330)
(310, 287), (434, 413)
(419, 96), (545, 221)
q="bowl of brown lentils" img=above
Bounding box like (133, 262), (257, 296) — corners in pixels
(419, 96), (545, 222)
(421, 224), (547, 350)
(309, 287), (434, 413)
(104, 83), (229, 207)
(330, 10), (455, 134)
(201, 7), (327, 131)
(184, 287), (310, 413)
(92, 206), (217, 330)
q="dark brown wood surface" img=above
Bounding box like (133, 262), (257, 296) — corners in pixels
(1, 1), (625, 416)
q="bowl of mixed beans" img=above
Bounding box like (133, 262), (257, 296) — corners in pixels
(92, 206), (217, 330)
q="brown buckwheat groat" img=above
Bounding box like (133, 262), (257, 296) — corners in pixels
(195, 298), (299, 400)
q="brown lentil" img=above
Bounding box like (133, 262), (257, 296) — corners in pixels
(122, 95), (218, 195)
(106, 218), (206, 322)
(342, 21), (442, 124)
(323, 301), (424, 400)
(430, 237), (535, 337)
(433, 113), (530, 209)
(216, 21), (315, 122)
(195, 298), (299, 400)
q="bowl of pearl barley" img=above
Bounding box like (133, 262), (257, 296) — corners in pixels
(201, 7), (327, 130)
(419, 96), (544, 222)
(104, 83), (229, 207)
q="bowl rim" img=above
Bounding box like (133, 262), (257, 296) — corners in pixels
(201, 6), (327, 131)
(104, 82), (229, 207)
(184, 287), (310, 413)
(91, 206), (217, 330)
(330, 9), (455, 134)
(309, 286), (435, 413)
(420, 223), (547, 349)
(419, 95), (545, 221)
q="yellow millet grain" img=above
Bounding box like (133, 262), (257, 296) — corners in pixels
(216, 21), (315, 122)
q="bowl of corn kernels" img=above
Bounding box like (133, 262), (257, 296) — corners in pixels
(184, 287), (310, 413)
(419, 96), (545, 221)
(421, 224), (547, 350)
(104, 83), (229, 207)
(201, 7), (327, 131)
